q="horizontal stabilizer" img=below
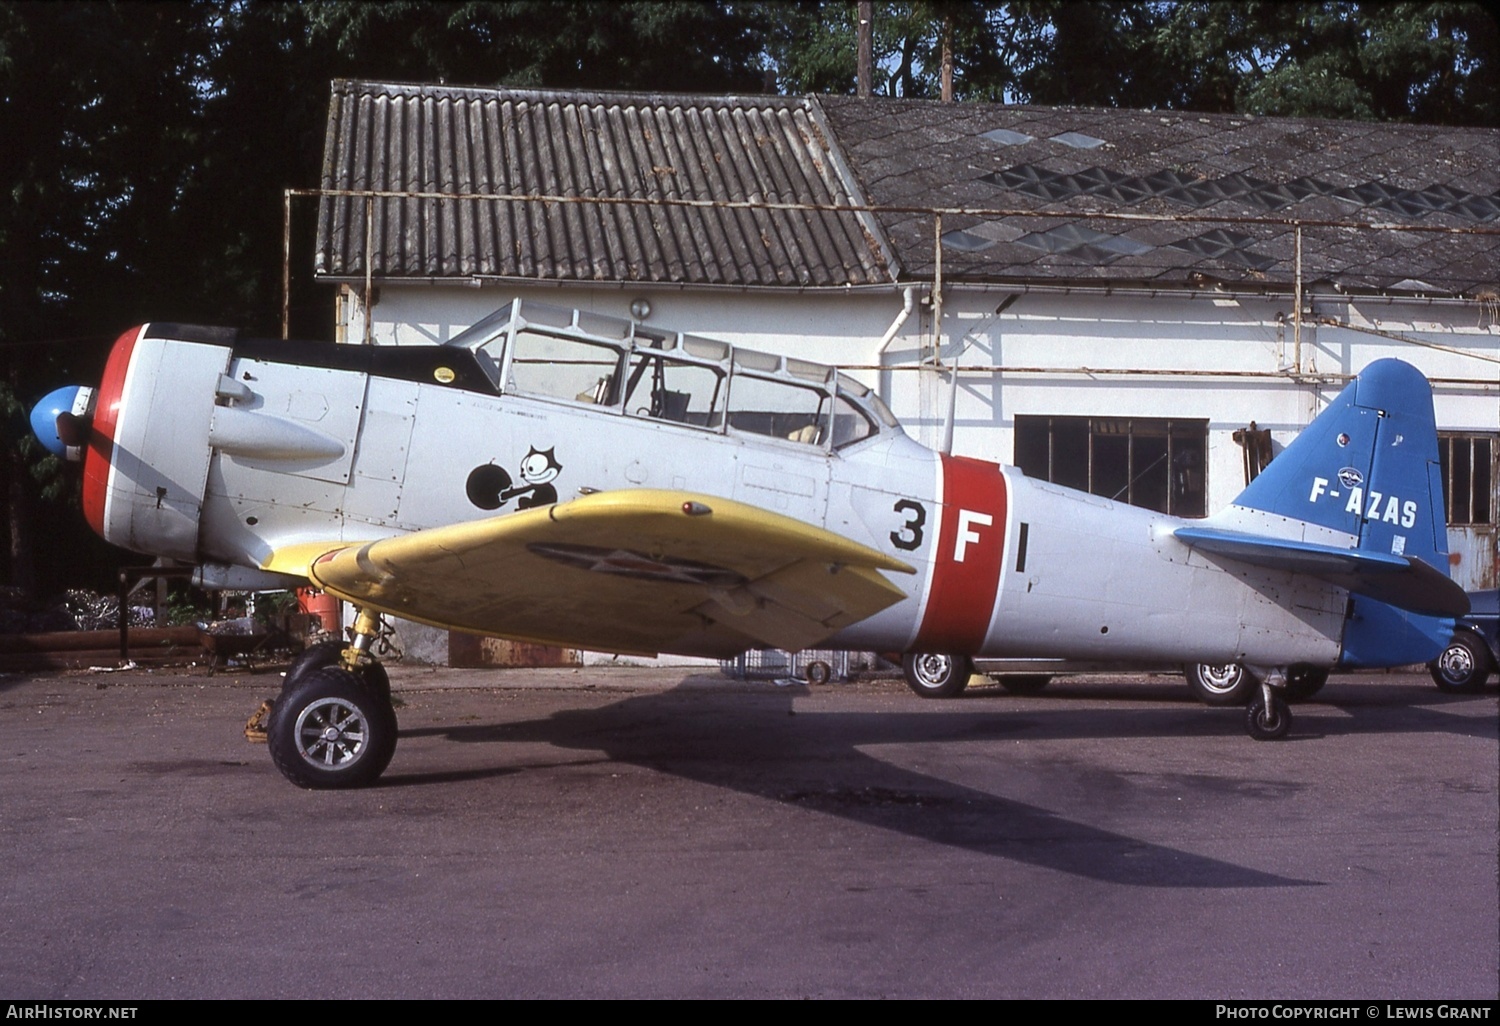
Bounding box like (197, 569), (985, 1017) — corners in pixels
(1175, 526), (1470, 618)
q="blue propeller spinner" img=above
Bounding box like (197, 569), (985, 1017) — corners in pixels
(30, 385), (86, 457)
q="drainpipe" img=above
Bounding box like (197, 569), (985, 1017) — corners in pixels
(876, 286), (917, 356)
(873, 286), (918, 422)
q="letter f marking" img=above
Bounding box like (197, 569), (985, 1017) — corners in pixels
(954, 509), (993, 563)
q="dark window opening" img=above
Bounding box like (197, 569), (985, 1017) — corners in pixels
(1438, 434), (1495, 526)
(1015, 416), (1208, 518)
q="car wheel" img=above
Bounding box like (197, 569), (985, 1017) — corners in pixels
(902, 652), (972, 698)
(268, 667), (398, 789)
(1284, 666), (1329, 702)
(1429, 633), (1492, 693)
(1245, 694), (1292, 741)
(998, 674), (1051, 694)
(1185, 662), (1257, 706)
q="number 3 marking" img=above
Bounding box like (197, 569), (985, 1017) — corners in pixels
(891, 499), (926, 551)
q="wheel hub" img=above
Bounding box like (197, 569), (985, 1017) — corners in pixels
(1200, 664), (1240, 691)
(1441, 649), (1473, 677)
(295, 698), (367, 769)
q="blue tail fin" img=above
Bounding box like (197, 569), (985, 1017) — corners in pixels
(1177, 360), (1462, 666)
(1233, 360), (1448, 566)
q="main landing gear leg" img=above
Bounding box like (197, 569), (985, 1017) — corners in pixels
(265, 606), (398, 789)
(1243, 666), (1292, 741)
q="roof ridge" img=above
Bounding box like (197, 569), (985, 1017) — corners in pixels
(330, 78), (808, 112)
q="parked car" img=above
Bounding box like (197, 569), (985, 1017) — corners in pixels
(1183, 663), (1328, 705)
(1429, 587), (1500, 693)
(897, 654), (1325, 704)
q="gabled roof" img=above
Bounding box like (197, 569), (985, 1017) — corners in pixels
(316, 80), (893, 288)
(818, 97), (1500, 296)
(316, 81), (1500, 298)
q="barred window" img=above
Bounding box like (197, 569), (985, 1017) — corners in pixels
(1015, 416), (1208, 518)
(1438, 434), (1495, 526)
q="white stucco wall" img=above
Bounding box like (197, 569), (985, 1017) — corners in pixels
(332, 278), (1497, 618)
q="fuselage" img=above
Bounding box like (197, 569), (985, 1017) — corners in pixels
(76, 304), (1347, 668)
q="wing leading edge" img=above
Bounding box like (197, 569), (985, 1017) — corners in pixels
(1174, 526), (1469, 618)
(285, 490), (914, 659)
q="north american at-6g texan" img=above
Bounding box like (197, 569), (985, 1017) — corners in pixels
(32, 299), (1467, 788)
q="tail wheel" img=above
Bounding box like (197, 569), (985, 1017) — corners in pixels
(902, 652), (972, 699)
(1245, 694), (1292, 741)
(268, 667), (397, 789)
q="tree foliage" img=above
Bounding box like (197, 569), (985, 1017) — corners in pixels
(0, 0), (1494, 596)
(1156, 2), (1500, 124)
(761, 1), (1497, 120)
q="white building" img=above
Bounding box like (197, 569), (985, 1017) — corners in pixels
(309, 81), (1498, 660)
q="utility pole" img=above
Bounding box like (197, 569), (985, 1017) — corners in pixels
(941, 12), (953, 101)
(857, 1), (872, 98)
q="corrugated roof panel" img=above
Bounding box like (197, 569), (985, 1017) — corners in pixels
(316, 81), (891, 288)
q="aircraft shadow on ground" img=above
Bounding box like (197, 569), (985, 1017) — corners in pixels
(949, 678), (1499, 744)
(379, 683), (1400, 889)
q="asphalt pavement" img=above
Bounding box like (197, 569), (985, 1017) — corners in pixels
(1, 664), (1495, 999)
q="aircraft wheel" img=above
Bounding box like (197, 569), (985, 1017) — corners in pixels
(283, 640), (390, 704)
(1245, 694), (1292, 741)
(284, 640), (344, 690)
(1428, 633), (1491, 693)
(902, 652), (972, 699)
(998, 674), (1051, 694)
(804, 660), (833, 686)
(268, 667), (397, 789)
(1185, 662), (1257, 706)
(1284, 666), (1329, 702)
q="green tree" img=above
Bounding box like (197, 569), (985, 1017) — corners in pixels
(1157, 2), (1500, 124)
(1008, 1), (1181, 109)
(300, 1), (774, 92)
(764, 1), (1016, 100)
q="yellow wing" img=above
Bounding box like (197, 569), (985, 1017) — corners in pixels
(280, 490), (914, 659)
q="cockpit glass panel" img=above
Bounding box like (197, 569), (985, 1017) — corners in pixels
(506, 330), (624, 405)
(866, 389), (899, 428)
(623, 353), (725, 428)
(446, 305), (516, 351)
(726, 374), (829, 445)
(471, 335), (507, 388)
(831, 395), (876, 448)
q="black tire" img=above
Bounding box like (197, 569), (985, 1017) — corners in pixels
(1245, 694), (1292, 741)
(284, 640), (391, 704)
(1428, 632), (1492, 693)
(1185, 662), (1257, 706)
(267, 667), (397, 789)
(1284, 666), (1329, 702)
(284, 640), (344, 690)
(998, 674), (1051, 694)
(804, 660), (832, 686)
(902, 652), (972, 698)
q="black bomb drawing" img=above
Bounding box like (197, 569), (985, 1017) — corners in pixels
(465, 447), (562, 511)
